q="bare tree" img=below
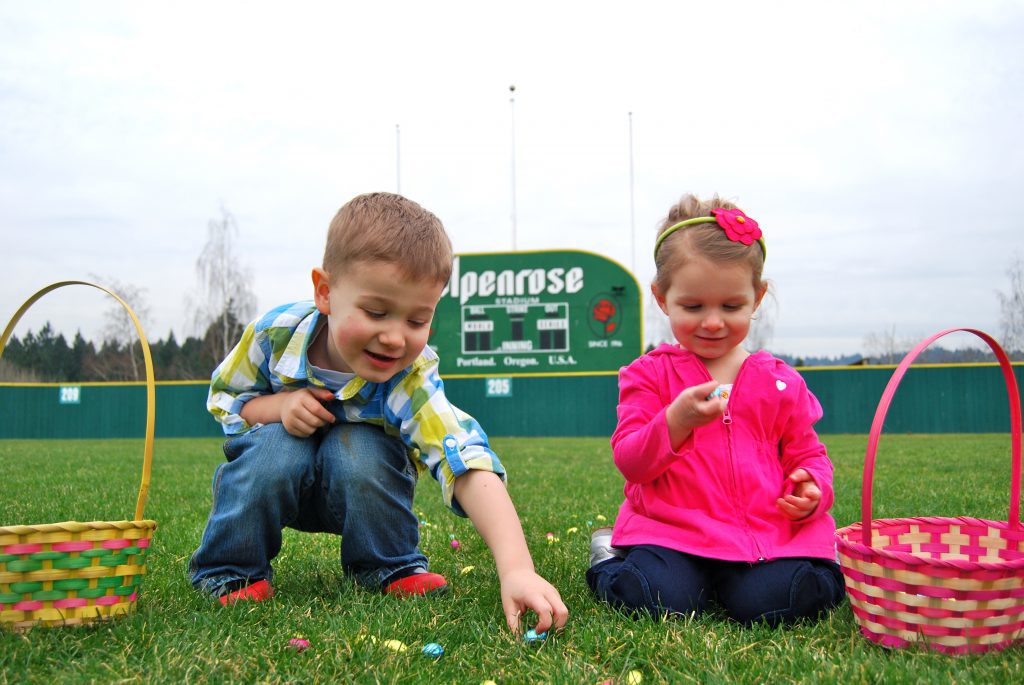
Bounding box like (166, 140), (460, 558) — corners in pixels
(91, 276), (151, 380)
(0, 357), (40, 382)
(191, 206), (257, 361)
(998, 253), (1024, 354)
(863, 325), (911, 364)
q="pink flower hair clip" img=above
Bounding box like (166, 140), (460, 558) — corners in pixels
(710, 208), (762, 246)
(654, 208), (767, 259)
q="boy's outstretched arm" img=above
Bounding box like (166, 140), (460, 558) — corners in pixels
(454, 470), (569, 635)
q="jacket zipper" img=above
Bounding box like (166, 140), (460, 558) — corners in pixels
(721, 364), (768, 562)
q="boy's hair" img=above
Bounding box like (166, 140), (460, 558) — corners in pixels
(654, 193), (766, 294)
(323, 192), (453, 283)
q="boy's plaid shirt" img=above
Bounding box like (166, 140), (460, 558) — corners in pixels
(208, 300), (505, 514)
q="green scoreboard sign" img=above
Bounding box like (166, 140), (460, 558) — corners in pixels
(428, 250), (642, 376)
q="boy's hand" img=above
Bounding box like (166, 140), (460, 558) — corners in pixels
(776, 468), (821, 520)
(453, 470), (570, 636)
(500, 568), (569, 635)
(280, 387), (336, 437)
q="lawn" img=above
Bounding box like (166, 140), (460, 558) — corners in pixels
(1, 434), (1022, 684)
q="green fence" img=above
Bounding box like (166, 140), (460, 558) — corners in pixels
(804, 363), (1024, 434)
(0, 382), (220, 440)
(1, 364), (1022, 439)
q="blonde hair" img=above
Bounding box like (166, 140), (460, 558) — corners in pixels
(653, 193), (765, 294)
(323, 192), (453, 284)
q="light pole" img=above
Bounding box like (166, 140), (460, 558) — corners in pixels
(509, 84), (517, 251)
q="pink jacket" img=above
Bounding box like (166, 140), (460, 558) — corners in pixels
(610, 344), (837, 563)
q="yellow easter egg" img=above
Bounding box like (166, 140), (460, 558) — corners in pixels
(383, 639), (407, 652)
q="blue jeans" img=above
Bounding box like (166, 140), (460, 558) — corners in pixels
(587, 544), (845, 626)
(189, 421), (426, 597)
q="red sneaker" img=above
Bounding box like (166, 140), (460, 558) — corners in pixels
(383, 571), (448, 597)
(219, 579), (274, 606)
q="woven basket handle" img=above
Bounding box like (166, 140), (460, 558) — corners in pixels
(0, 281), (155, 521)
(861, 328), (1023, 546)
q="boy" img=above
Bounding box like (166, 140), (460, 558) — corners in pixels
(188, 192), (568, 634)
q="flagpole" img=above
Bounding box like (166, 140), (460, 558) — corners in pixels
(509, 84), (518, 251)
(629, 111), (636, 275)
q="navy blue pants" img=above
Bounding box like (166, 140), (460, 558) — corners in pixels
(587, 544), (845, 626)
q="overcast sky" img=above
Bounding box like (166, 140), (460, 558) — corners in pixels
(2, 1), (1022, 358)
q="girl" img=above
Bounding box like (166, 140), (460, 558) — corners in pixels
(587, 194), (845, 626)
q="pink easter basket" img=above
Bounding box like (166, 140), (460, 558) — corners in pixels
(835, 328), (1024, 654)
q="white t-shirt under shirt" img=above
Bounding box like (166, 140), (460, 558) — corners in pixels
(310, 364), (355, 393)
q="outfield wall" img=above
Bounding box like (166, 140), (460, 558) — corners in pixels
(1, 363), (1022, 439)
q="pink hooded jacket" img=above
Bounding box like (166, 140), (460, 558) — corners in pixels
(610, 344), (837, 563)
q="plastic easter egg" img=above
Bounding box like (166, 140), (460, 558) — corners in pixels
(383, 639), (407, 652)
(523, 628), (547, 643)
(287, 637), (310, 652)
(422, 642), (444, 658)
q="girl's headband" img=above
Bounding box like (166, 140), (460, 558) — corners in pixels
(654, 208), (766, 260)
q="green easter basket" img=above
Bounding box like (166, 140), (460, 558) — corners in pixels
(0, 281), (157, 630)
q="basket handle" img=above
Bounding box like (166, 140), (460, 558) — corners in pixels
(860, 328), (1023, 547)
(0, 281), (155, 521)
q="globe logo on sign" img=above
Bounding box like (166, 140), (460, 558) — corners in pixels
(588, 293), (622, 339)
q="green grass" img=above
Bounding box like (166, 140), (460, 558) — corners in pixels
(1, 434), (1022, 684)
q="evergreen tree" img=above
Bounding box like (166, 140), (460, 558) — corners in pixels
(70, 332), (95, 382)
(153, 331), (180, 380)
(2, 334), (27, 368)
(180, 335), (216, 380)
